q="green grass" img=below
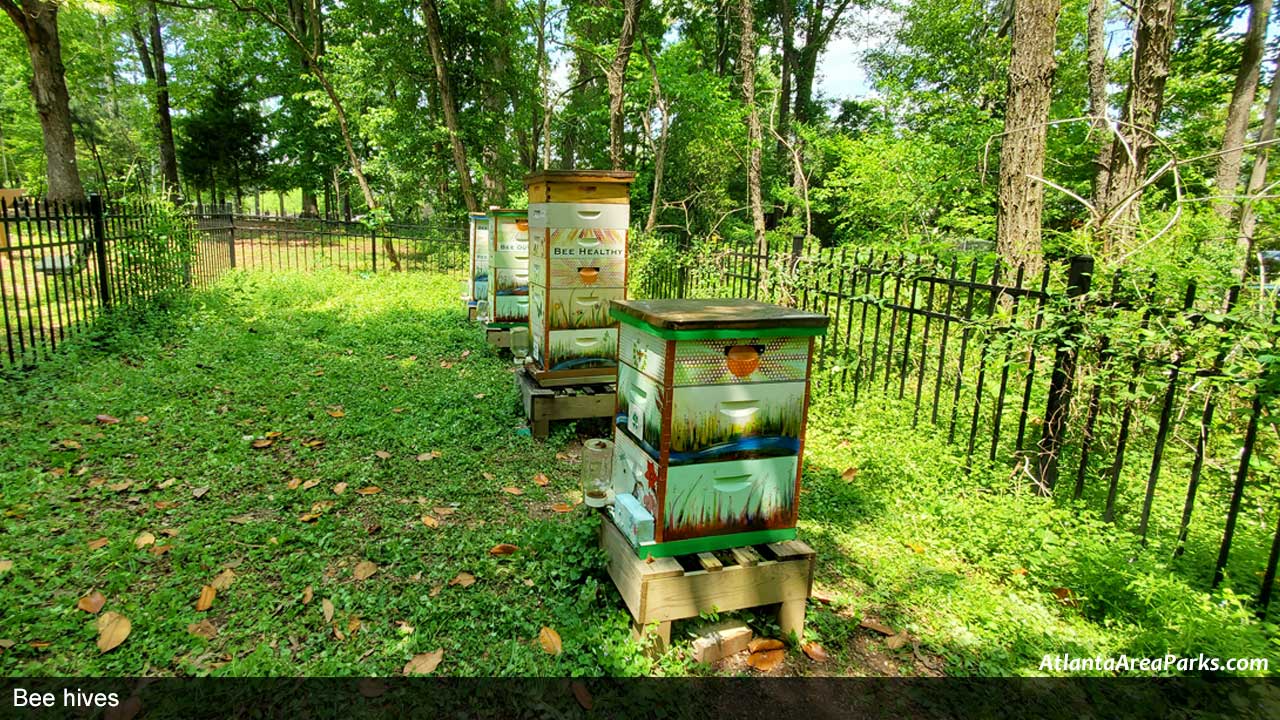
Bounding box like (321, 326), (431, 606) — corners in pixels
(0, 269), (1275, 677)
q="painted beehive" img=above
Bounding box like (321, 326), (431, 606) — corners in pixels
(525, 170), (635, 381)
(487, 209), (529, 327)
(608, 299), (829, 558)
(467, 212), (490, 306)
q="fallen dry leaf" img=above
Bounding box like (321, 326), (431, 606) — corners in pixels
(489, 543), (518, 557)
(107, 482), (132, 492)
(439, 360), (453, 369)
(433, 506), (456, 516)
(265, 431), (282, 439)
(302, 586), (313, 605)
(159, 528), (179, 537)
(396, 620), (415, 635)
(302, 438), (325, 448)
(60, 439), (82, 450)
(87, 537), (109, 550)
(287, 478), (303, 490)
(502, 487), (524, 496)
(355, 486), (382, 495)
(0, 560), (10, 574)
(0, 639), (14, 650)
(77, 591), (106, 614)
(550, 503), (574, 513)
(859, 618), (896, 636)
(298, 513), (320, 523)
(473, 393), (486, 399)
(322, 598), (335, 623)
(332, 482), (348, 495)
(374, 450), (391, 460)
(251, 438), (274, 449)
(96, 612), (131, 653)
(391, 407), (405, 414)
(133, 532), (156, 549)
(532, 473), (549, 487)
(571, 681), (593, 710)
(192, 487), (210, 499)
(481, 472), (496, 481)
(538, 626), (563, 655)
(149, 545), (172, 557)
(886, 632), (910, 650)
(187, 620), (217, 640)
(428, 584), (443, 598)
(347, 616), (362, 633)
(135, 416), (149, 424)
(421, 515), (439, 528)
(403, 648), (444, 675)
(96, 414), (121, 425)
(301, 479), (320, 491)
(746, 648), (785, 672)
(449, 572), (475, 588)
(210, 568), (236, 591)
(460, 350), (472, 359)
(748, 638), (785, 653)
(841, 467), (858, 482)
(326, 407), (345, 418)
(195, 585), (216, 612)
(310, 501), (333, 513)
(802, 642), (830, 663)
(153, 501), (179, 510)
(353, 561), (379, 581)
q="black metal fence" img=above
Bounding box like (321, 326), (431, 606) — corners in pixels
(633, 233), (1280, 613)
(1, 196), (467, 370)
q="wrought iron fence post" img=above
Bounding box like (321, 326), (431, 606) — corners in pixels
(226, 204), (237, 268)
(90, 194), (111, 309)
(370, 225), (377, 273)
(1035, 255), (1093, 494)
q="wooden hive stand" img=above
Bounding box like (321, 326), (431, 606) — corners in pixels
(599, 516), (815, 651)
(516, 367), (615, 439)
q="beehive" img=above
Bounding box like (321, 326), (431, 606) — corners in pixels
(467, 212), (490, 307)
(486, 209), (529, 327)
(525, 170), (635, 382)
(608, 299), (829, 558)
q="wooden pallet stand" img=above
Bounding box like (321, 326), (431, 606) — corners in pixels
(524, 364), (617, 388)
(485, 325), (511, 349)
(600, 516), (815, 651)
(516, 367), (615, 439)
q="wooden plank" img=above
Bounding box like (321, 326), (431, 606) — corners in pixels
(730, 546), (762, 567)
(526, 365), (617, 387)
(612, 298), (830, 332)
(639, 558), (812, 624)
(600, 518), (644, 618)
(697, 553), (723, 572)
(765, 540), (815, 561)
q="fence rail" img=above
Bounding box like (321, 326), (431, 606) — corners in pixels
(633, 234), (1279, 613)
(1, 196), (466, 370)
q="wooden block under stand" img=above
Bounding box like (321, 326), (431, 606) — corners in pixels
(599, 516), (815, 652)
(524, 363), (616, 388)
(485, 326), (511, 349)
(516, 367), (616, 439)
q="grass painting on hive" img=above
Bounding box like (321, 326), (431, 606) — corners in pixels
(662, 456), (798, 540)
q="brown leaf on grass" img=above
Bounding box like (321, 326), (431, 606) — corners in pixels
(134, 415), (149, 425)
(87, 538), (109, 550)
(428, 584), (443, 598)
(841, 467), (858, 482)
(287, 478), (303, 490)
(60, 439), (82, 450)
(326, 407), (345, 418)
(403, 648), (444, 675)
(460, 350), (472, 360)
(748, 638), (785, 653)
(96, 612), (131, 653)
(353, 561), (378, 581)
(322, 598), (335, 622)
(802, 642), (830, 663)
(77, 591), (106, 614)
(746, 648), (785, 672)
(210, 569), (237, 591)
(374, 450), (392, 460)
(192, 487), (209, 499)
(391, 407), (405, 414)
(1013, 567), (1028, 577)
(448, 572), (475, 588)
(538, 627), (563, 655)
(265, 431), (282, 439)
(356, 678), (384, 697)
(532, 473), (550, 487)
(195, 585), (216, 611)
(0, 560), (10, 575)
(251, 438), (274, 449)
(347, 616), (362, 633)
(550, 503), (574, 513)
(502, 487), (524, 496)
(187, 620), (217, 640)
(433, 506), (456, 516)
(153, 501), (180, 510)
(226, 514), (253, 524)
(302, 438), (325, 448)
(96, 414), (121, 425)
(107, 482), (132, 492)
(885, 632), (910, 650)
(488, 543), (518, 557)
(1051, 587), (1080, 607)
(355, 486), (382, 495)
(571, 681), (593, 710)
(332, 482), (348, 495)
(0, 639), (14, 650)
(149, 545), (172, 557)
(298, 513), (320, 523)
(159, 528), (179, 537)
(28, 641), (52, 649)
(905, 542), (925, 554)
(439, 360), (454, 369)
(859, 618), (895, 636)
(473, 393), (486, 399)
(133, 532), (156, 549)
(302, 479), (320, 490)
(421, 515), (439, 528)
(481, 472), (495, 481)
(301, 586), (313, 605)
(310, 501), (333, 514)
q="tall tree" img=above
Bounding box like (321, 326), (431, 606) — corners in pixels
(995, 0), (1061, 275)
(130, 1), (180, 199)
(1087, 0), (1110, 198)
(0, 0), (86, 201)
(1211, 0), (1271, 219)
(607, 0), (644, 169)
(790, 0), (854, 126)
(1235, 50), (1280, 278)
(421, 0), (478, 211)
(739, 0), (766, 254)
(1098, 0), (1179, 252)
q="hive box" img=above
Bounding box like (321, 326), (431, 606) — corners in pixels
(525, 170), (635, 382)
(486, 209), (529, 327)
(608, 298), (829, 558)
(467, 212), (490, 307)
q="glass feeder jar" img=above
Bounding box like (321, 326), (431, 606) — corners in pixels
(509, 326), (531, 365)
(581, 438), (614, 507)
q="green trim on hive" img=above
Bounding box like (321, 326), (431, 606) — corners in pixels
(632, 527), (797, 558)
(610, 309), (827, 340)
(489, 209), (527, 217)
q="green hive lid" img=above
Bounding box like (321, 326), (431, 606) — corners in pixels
(610, 299), (829, 339)
(489, 208), (527, 217)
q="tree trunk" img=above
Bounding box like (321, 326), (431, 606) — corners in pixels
(146, 3), (180, 199)
(641, 40), (668, 232)
(1087, 0), (1110, 199)
(1098, 0), (1179, 253)
(995, 0), (1060, 277)
(739, 0), (767, 255)
(608, 0), (644, 170)
(421, 0), (479, 212)
(278, 191), (285, 216)
(0, 117), (10, 187)
(1236, 49), (1280, 279)
(302, 187), (318, 217)
(533, 0), (547, 170)
(2, 0), (86, 202)
(1212, 0), (1272, 219)
(483, 0), (509, 205)
(775, 0), (795, 161)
